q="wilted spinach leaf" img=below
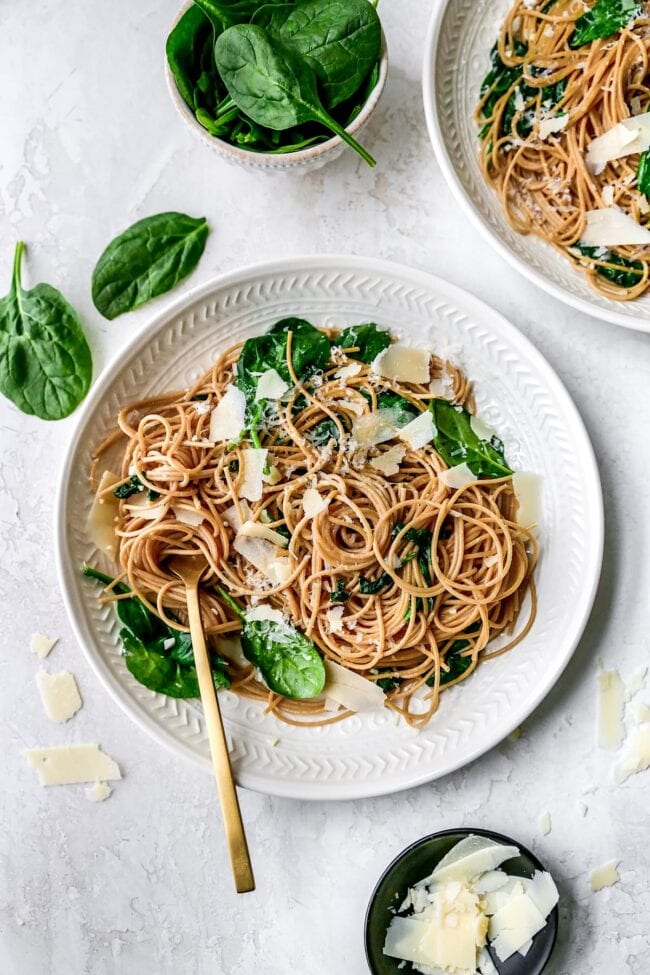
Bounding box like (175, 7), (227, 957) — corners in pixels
(426, 639), (473, 687)
(92, 212), (210, 320)
(429, 399), (512, 478)
(572, 243), (644, 289)
(329, 579), (350, 603)
(337, 322), (390, 363)
(570, 0), (641, 48)
(637, 149), (650, 197)
(359, 573), (392, 595)
(0, 242), (92, 421)
(113, 475), (143, 499)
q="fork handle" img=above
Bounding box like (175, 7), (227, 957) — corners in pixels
(185, 583), (255, 894)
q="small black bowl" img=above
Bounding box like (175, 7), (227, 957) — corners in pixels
(365, 828), (558, 975)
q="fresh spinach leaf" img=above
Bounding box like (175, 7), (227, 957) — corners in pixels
(256, 0), (381, 108)
(213, 24), (376, 166)
(359, 573), (392, 595)
(570, 0), (641, 47)
(376, 669), (400, 692)
(337, 322), (390, 363)
(92, 212), (210, 320)
(426, 640), (473, 687)
(429, 399), (512, 478)
(478, 42), (526, 139)
(329, 579), (350, 603)
(194, 0), (286, 29)
(217, 586), (325, 698)
(638, 149), (650, 197)
(0, 242), (92, 421)
(121, 630), (231, 697)
(113, 475), (143, 499)
(167, 6), (213, 109)
(572, 243), (644, 289)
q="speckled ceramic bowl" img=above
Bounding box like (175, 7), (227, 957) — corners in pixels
(165, 2), (388, 173)
(365, 828), (559, 975)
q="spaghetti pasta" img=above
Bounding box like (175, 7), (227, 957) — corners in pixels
(89, 323), (537, 728)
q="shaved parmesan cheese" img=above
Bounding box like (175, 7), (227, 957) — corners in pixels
(245, 605), (285, 625)
(512, 471), (542, 529)
(420, 909), (482, 971)
(238, 448), (268, 502)
(127, 493), (166, 520)
(24, 744), (121, 786)
(489, 892), (546, 961)
(587, 113), (650, 169)
(474, 871), (510, 895)
(36, 671), (82, 723)
(324, 659), (385, 712)
(30, 633), (57, 659)
(208, 385), (246, 443)
(233, 533), (292, 586)
(398, 411), (436, 450)
(538, 112), (569, 140)
(255, 368), (289, 402)
(625, 666), (647, 701)
(538, 810), (552, 835)
(335, 362), (363, 382)
(172, 505), (204, 527)
(87, 471), (121, 557)
(351, 409), (399, 448)
(478, 947), (498, 975)
(431, 835), (520, 885)
(303, 487), (329, 518)
(85, 781), (112, 802)
(223, 501), (250, 531)
(590, 861), (619, 892)
(602, 185), (615, 207)
(614, 724), (650, 782)
(383, 916), (432, 967)
(372, 345), (431, 384)
(469, 414), (496, 442)
(582, 207), (650, 246)
(370, 444), (406, 476)
(598, 669), (625, 750)
(325, 606), (345, 634)
(439, 463), (478, 490)
(638, 193), (650, 215)
(525, 871), (559, 918)
(238, 520), (288, 547)
(629, 700), (650, 725)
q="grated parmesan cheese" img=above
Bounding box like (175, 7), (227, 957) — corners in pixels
(587, 113), (650, 169)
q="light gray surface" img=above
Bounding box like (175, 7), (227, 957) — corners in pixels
(0, 1), (648, 974)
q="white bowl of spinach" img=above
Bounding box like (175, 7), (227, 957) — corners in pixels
(165, 0), (388, 172)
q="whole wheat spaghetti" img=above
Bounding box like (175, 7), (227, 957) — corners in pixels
(88, 322), (537, 728)
(476, 0), (650, 301)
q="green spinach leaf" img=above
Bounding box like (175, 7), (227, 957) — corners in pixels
(337, 322), (390, 362)
(213, 23), (376, 165)
(308, 417), (340, 446)
(359, 573), (392, 595)
(92, 212), (210, 320)
(113, 475), (143, 499)
(429, 399), (512, 478)
(426, 639), (473, 687)
(638, 149), (650, 197)
(256, 0), (381, 108)
(572, 243), (644, 289)
(0, 242), (92, 420)
(167, 6), (213, 108)
(570, 0), (641, 47)
(329, 579), (350, 603)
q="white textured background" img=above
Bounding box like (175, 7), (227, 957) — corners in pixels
(1, 1), (649, 973)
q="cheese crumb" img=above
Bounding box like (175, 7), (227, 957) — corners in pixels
(30, 633), (58, 659)
(614, 724), (650, 783)
(36, 671), (82, 723)
(326, 605), (345, 633)
(590, 861), (619, 892)
(85, 781), (112, 802)
(538, 811), (552, 835)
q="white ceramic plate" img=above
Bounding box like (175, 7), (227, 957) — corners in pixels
(55, 257), (603, 800)
(422, 0), (650, 333)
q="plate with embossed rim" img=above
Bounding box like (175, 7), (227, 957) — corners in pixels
(55, 256), (603, 800)
(422, 0), (650, 333)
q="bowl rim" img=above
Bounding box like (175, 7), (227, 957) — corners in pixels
(364, 826), (559, 975)
(421, 0), (650, 334)
(165, 1), (388, 168)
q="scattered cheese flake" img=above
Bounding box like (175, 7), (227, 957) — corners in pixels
(469, 414), (496, 442)
(582, 207), (650, 246)
(87, 470), (121, 557)
(208, 385), (246, 442)
(614, 724), (650, 782)
(512, 471), (542, 529)
(439, 463), (478, 490)
(238, 448), (268, 502)
(489, 892), (546, 962)
(324, 659), (385, 712)
(370, 444), (406, 476)
(351, 409), (399, 448)
(602, 185), (615, 207)
(598, 669), (625, 750)
(372, 345), (430, 384)
(85, 781), (112, 802)
(538, 113), (569, 140)
(238, 520), (288, 547)
(629, 700), (650, 725)
(538, 811), (552, 835)
(36, 671), (82, 723)
(303, 487), (329, 518)
(172, 505), (204, 527)
(30, 633), (57, 659)
(163, 637), (175, 651)
(587, 113), (650, 169)
(398, 411), (436, 450)
(335, 362), (363, 382)
(24, 744), (121, 786)
(484, 554), (499, 568)
(590, 861), (619, 892)
(255, 368), (289, 402)
(325, 606), (345, 634)
(625, 667), (647, 701)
